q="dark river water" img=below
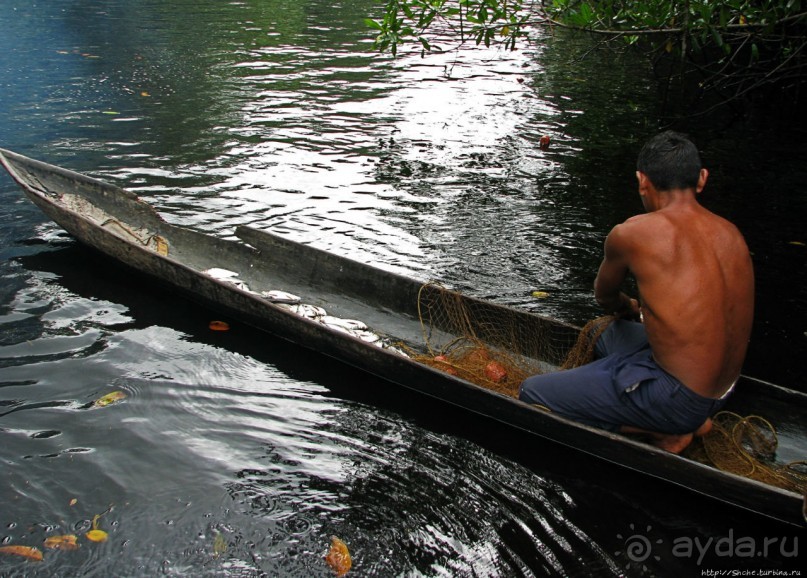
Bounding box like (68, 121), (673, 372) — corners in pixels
(1, 1), (804, 576)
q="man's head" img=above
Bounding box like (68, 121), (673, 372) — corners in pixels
(636, 131), (702, 192)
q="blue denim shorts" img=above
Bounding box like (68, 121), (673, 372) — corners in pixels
(518, 320), (728, 434)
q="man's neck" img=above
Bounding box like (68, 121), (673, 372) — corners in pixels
(652, 189), (700, 212)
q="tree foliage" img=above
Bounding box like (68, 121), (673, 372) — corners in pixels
(367, 1), (807, 111)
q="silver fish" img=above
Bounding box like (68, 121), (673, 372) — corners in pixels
(282, 303), (327, 320)
(351, 330), (381, 344)
(382, 344), (409, 357)
(261, 290), (301, 304)
(320, 316), (367, 332)
(203, 268), (240, 280)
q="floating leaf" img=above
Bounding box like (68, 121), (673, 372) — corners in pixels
(213, 532), (227, 557)
(209, 320), (230, 331)
(0, 545), (44, 561)
(102, 111), (120, 115)
(70, 498), (78, 506)
(140, 91), (150, 97)
(85, 530), (108, 543)
(789, 241), (805, 246)
(531, 291), (550, 299)
(93, 391), (127, 408)
(44, 535), (80, 551)
(86, 512), (109, 542)
(325, 536), (351, 576)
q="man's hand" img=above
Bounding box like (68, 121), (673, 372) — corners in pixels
(615, 294), (642, 321)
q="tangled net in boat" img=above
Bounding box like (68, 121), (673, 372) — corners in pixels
(411, 282), (598, 397)
(684, 412), (807, 494)
(414, 282), (806, 494)
(558, 315), (614, 369)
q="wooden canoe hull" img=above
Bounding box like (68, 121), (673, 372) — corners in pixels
(2, 147), (804, 528)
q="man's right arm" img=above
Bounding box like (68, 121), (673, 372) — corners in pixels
(594, 225), (640, 318)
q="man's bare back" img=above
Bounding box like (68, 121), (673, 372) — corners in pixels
(520, 131), (754, 447)
(595, 168), (754, 399)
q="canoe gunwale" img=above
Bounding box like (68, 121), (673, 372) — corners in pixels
(2, 147), (804, 528)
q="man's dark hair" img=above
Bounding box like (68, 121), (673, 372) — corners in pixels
(636, 131), (702, 191)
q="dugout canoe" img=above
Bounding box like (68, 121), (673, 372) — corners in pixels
(1, 147), (805, 528)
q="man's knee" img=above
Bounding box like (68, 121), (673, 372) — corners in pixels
(518, 375), (542, 403)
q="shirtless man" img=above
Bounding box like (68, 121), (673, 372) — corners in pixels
(519, 131), (755, 453)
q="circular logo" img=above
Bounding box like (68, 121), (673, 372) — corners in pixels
(624, 533), (653, 562)
(616, 524), (663, 569)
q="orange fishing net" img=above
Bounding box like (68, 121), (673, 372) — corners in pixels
(411, 282), (581, 397)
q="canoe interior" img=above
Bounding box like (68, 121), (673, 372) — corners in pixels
(2, 148), (805, 528)
(725, 378), (807, 466)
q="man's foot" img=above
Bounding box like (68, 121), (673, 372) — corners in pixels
(694, 418), (713, 437)
(619, 418), (713, 454)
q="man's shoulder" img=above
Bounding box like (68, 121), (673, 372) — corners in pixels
(613, 213), (669, 236)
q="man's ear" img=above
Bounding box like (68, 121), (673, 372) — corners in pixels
(696, 168), (709, 193)
(636, 171), (649, 196)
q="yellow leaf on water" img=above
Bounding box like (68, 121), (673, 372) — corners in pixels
(93, 391), (127, 408)
(325, 536), (351, 576)
(789, 240), (805, 246)
(70, 498), (78, 506)
(213, 532), (227, 557)
(86, 530), (108, 543)
(102, 111), (120, 115)
(87, 512), (109, 542)
(531, 291), (550, 299)
(140, 91), (151, 97)
(0, 545), (44, 561)
(44, 535), (80, 551)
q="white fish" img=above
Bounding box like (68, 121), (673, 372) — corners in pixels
(203, 268), (240, 280)
(203, 268), (252, 292)
(323, 322), (352, 334)
(320, 316), (367, 332)
(351, 330), (381, 344)
(284, 303), (327, 319)
(261, 290), (301, 303)
(382, 344), (409, 357)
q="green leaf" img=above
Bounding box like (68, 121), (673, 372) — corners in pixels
(364, 18), (383, 31)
